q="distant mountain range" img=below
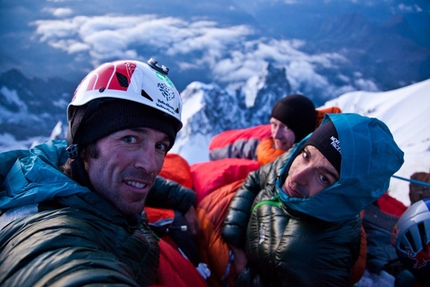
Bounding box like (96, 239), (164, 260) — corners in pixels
(0, 69), (73, 142)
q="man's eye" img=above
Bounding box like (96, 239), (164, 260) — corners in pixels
(319, 174), (335, 187)
(301, 151), (309, 160)
(156, 142), (168, 152)
(319, 174), (329, 185)
(122, 136), (137, 144)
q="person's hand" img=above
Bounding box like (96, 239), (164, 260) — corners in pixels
(184, 206), (199, 236)
(230, 245), (248, 276)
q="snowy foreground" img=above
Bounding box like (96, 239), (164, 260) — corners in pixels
(356, 270), (396, 287)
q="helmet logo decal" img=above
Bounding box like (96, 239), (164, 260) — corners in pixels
(156, 82), (178, 115)
(158, 82), (175, 101)
(406, 241), (430, 269)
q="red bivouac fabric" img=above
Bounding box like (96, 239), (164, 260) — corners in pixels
(377, 193), (408, 217)
(209, 124), (271, 152)
(147, 153), (207, 287)
(197, 180), (245, 287)
(154, 239), (207, 287)
(159, 153), (193, 188)
(191, 158), (260, 204)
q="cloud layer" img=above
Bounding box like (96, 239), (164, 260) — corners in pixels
(31, 13), (359, 97)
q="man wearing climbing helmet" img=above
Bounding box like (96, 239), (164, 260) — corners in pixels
(0, 59), (197, 286)
(64, 58), (184, 215)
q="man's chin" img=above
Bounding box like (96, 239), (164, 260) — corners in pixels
(116, 195), (147, 216)
(274, 142), (283, 150)
(119, 203), (145, 216)
(275, 144), (287, 151)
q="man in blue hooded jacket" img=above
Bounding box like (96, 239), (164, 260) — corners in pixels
(222, 113), (404, 286)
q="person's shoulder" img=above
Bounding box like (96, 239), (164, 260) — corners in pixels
(209, 125), (271, 151)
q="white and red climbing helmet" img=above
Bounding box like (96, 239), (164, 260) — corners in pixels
(66, 58), (183, 155)
(391, 197), (430, 281)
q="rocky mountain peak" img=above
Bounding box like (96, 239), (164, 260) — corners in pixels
(179, 62), (291, 142)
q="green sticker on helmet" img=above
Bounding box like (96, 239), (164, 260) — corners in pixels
(156, 72), (173, 87)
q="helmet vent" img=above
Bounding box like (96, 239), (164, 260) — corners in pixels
(141, 89), (154, 102)
(406, 230), (417, 252)
(419, 222), (428, 251)
(116, 72), (129, 88)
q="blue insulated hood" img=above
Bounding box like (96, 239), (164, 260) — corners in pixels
(277, 113), (404, 222)
(0, 140), (91, 210)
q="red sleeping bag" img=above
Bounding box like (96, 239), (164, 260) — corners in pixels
(190, 158), (260, 204)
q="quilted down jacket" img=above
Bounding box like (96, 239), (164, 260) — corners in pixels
(222, 113), (404, 286)
(0, 140), (197, 287)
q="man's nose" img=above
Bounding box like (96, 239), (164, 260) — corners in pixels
(273, 127), (282, 139)
(290, 166), (311, 186)
(134, 147), (158, 173)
